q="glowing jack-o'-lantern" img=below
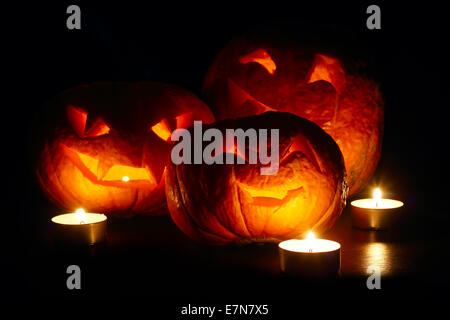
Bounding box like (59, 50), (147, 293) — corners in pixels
(203, 35), (384, 195)
(165, 112), (347, 245)
(37, 82), (214, 215)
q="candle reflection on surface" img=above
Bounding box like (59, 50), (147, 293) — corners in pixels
(362, 242), (391, 275)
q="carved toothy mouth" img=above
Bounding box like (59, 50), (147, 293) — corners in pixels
(234, 133), (324, 208)
(237, 182), (304, 207)
(61, 144), (159, 189)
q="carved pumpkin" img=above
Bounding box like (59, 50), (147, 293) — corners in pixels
(203, 34), (383, 195)
(165, 112), (347, 245)
(37, 82), (214, 216)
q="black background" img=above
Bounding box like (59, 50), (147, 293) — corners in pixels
(4, 0), (450, 308)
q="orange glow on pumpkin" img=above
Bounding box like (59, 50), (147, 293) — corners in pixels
(227, 78), (276, 114)
(203, 41), (383, 196)
(67, 106), (88, 137)
(38, 82), (216, 216)
(308, 54), (346, 94)
(237, 182), (289, 200)
(76, 150), (99, 174)
(236, 182), (304, 207)
(103, 164), (154, 183)
(67, 105), (110, 138)
(239, 49), (277, 75)
(176, 112), (193, 130)
(151, 118), (172, 141)
(86, 117), (110, 137)
(61, 144), (157, 188)
(165, 112), (347, 245)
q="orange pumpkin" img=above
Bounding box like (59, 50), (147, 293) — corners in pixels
(203, 34), (383, 195)
(165, 112), (347, 245)
(37, 82), (214, 216)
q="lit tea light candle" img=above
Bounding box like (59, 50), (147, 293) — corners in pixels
(351, 188), (404, 230)
(51, 208), (107, 245)
(279, 232), (341, 278)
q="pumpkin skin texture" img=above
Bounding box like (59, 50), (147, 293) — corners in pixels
(37, 82), (214, 216)
(203, 35), (384, 195)
(165, 112), (348, 245)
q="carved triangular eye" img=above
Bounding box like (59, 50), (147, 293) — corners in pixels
(307, 54), (346, 94)
(175, 112), (192, 130)
(66, 106), (87, 137)
(239, 49), (277, 75)
(150, 112), (193, 142)
(86, 117), (110, 137)
(150, 118), (172, 141)
(67, 105), (110, 138)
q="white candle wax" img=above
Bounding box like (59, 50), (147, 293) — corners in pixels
(279, 238), (340, 253)
(51, 208), (107, 245)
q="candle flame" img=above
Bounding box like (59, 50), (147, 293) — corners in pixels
(306, 231), (315, 253)
(306, 231), (315, 240)
(75, 208), (87, 224)
(122, 176), (130, 182)
(373, 188), (382, 207)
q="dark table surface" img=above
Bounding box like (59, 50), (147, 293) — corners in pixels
(14, 202), (450, 301)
